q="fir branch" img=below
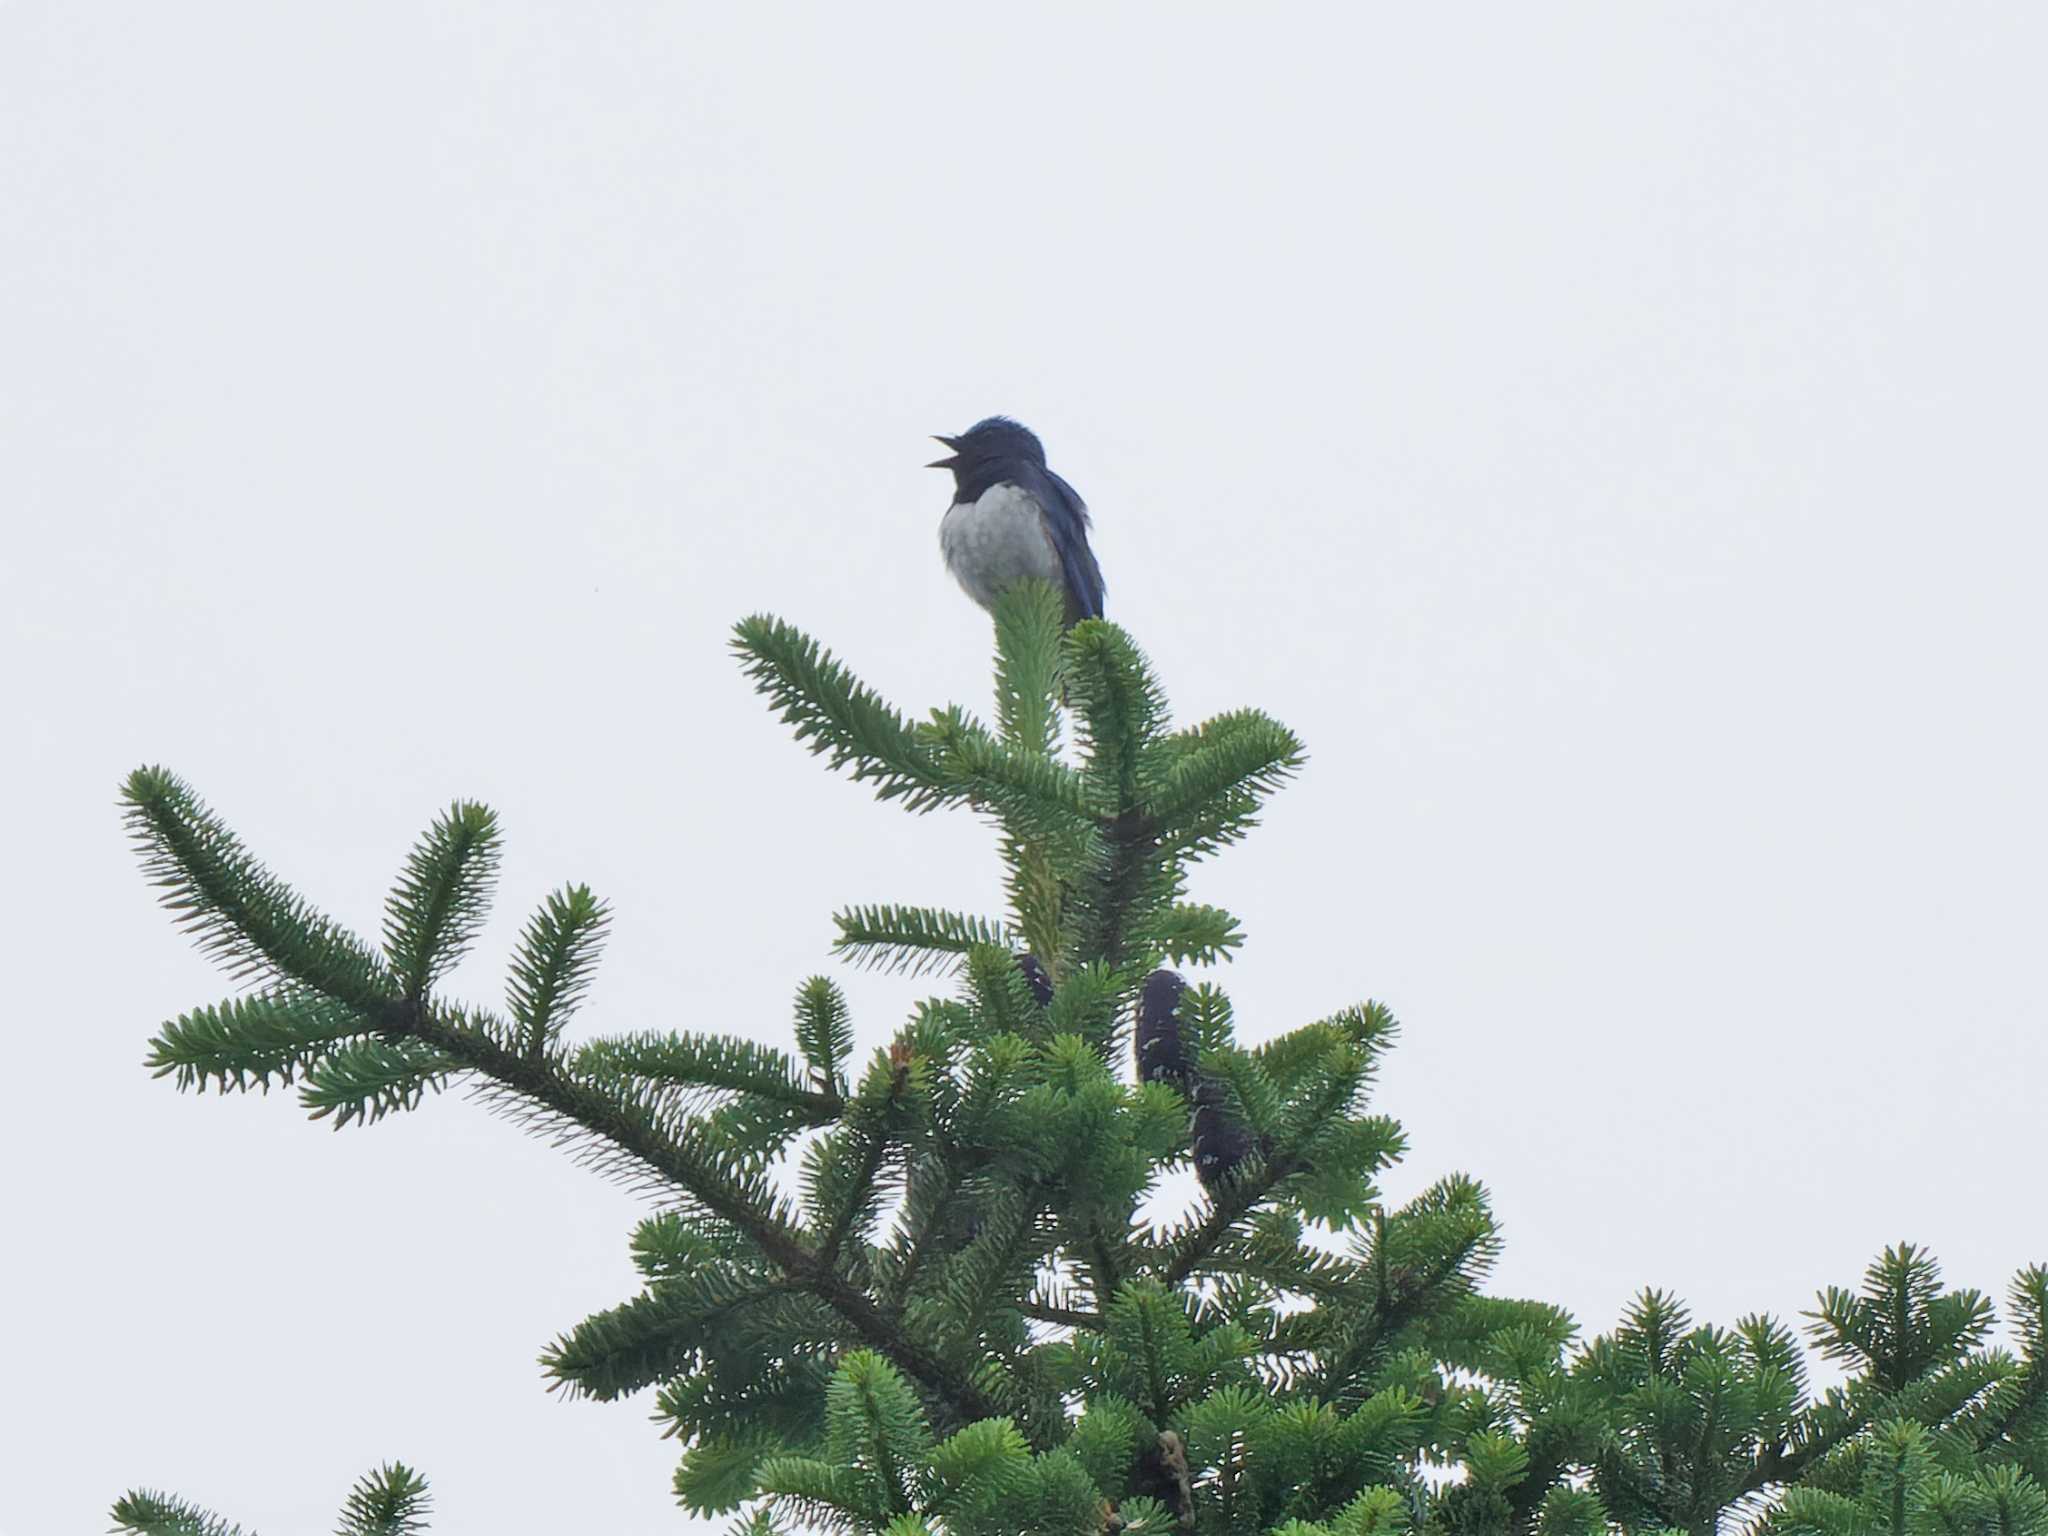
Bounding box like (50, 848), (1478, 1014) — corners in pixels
(918, 708), (1098, 845)
(810, 1054), (912, 1269)
(404, 1001), (808, 1245)
(726, 1508), (785, 1536)
(732, 616), (957, 810)
(1139, 903), (1245, 967)
(1044, 960), (1121, 1051)
(1968, 1266), (2048, 1452)
(832, 905), (1016, 977)
(990, 580), (1066, 757)
(695, 1095), (825, 1174)
(753, 1454), (890, 1534)
(631, 1211), (751, 1282)
(1256, 1003), (1399, 1087)
(1200, 1218), (1375, 1304)
(122, 766), (393, 1009)
(1106, 1282), (1193, 1428)
(507, 883), (609, 1056)
(793, 977), (854, 1093)
(1021, 1297), (1104, 1330)
(925, 1192), (1050, 1355)
(1145, 711), (1305, 829)
(881, 1065), (1042, 1316)
(963, 944), (1046, 1039)
(1805, 1245), (1992, 1394)
(1065, 623), (1169, 807)
(300, 1035), (460, 1128)
(376, 999), (1003, 1429)
(1086, 1219), (1132, 1314)
(923, 1417), (1033, 1524)
(1309, 1178), (1502, 1406)
(146, 989), (369, 1094)
(674, 1428), (787, 1517)
(1734, 1265), (2048, 1508)
(1153, 1146), (1303, 1292)
(334, 1463), (432, 1536)
(1005, 840), (1067, 981)
(110, 1491), (251, 1536)
(1068, 806), (1161, 975)
(572, 1032), (836, 1117)
(1153, 784), (1266, 866)
(825, 1351), (933, 1519)
(1197, 1048), (1283, 1142)
(878, 1153), (976, 1312)
(658, 1356), (840, 1455)
(382, 802), (500, 1000)
(545, 1269), (820, 1400)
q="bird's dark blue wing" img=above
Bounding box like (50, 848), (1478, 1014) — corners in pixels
(1019, 464), (1106, 622)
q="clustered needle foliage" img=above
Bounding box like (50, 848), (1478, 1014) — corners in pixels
(112, 1463), (429, 1536)
(120, 582), (2046, 1534)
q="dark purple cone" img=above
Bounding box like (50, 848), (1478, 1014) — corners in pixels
(1015, 953), (1055, 1008)
(1191, 1076), (1256, 1189)
(1135, 968), (1191, 1087)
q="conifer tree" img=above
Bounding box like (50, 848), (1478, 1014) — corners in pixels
(118, 586), (2046, 1534)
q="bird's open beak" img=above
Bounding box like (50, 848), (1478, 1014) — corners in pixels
(926, 434), (960, 469)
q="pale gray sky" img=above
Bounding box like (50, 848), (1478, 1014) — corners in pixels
(5, 5), (2045, 1532)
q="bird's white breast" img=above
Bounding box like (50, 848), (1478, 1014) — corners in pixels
(938, 482), (1062, 612)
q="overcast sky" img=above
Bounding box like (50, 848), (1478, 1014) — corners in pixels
(5, 5), (2046, 1533)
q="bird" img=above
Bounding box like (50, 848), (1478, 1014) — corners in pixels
(930, 417), (1106, 628)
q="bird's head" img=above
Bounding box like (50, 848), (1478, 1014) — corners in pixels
(927, 416), (1046, 477)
